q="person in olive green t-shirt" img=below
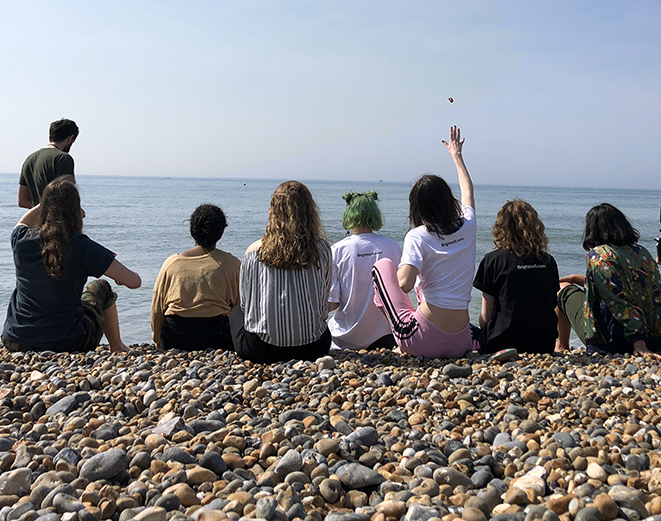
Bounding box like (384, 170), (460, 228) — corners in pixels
(18, 119), (79, 208)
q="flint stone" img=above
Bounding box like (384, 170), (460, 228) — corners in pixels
(154, 417), (185, 437)
(574, 507), (602, 521)
(79, 449), (127, 481)
(129, 452), (151, 470)
(402, 504), (440, 521)
(199, 451), (226, 476)
(0, 441), (12, 453)
(133, 507), (166, 521)
(434, 467), (473, 489)
(162, 448), (196, 465)
(186, 421), (224, 435)
(274, 450), (302, 479)
(336, 463), (385, 490)
(325, 514), (369, 521)
(154, 495), (179, 512)
(255, 497), (277, 519)
(53, 449), (80, 467)
(443, 364), (471, 378)
(7, 502), (34, 521)
(29, 486), (53, 510)
(46, 397), (77, 416)
(0, 469), (31, 496)
(119, 508), (143, 521)
(34, 515), (59, 521)
(346, 427), (379, 447)
(278, 410), (322, 425)
(91, 423), (119, 441)
(552, 433), (578, 449)
(52, 494), (84, 514)
(42, 484), (76, 509)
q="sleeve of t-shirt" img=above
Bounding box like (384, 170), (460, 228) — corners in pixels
(328, 245), (340, 303)
(77, 234), (115, 277)
(473, 254), (497, 296)
(400, 230), (424, 271)
(55, 154), (75, 176)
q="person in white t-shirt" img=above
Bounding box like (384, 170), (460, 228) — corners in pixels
(328, 191), (402, 350)
(372, 126), (476, 358)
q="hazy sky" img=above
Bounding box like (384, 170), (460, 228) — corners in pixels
(0, 1), (659, 188)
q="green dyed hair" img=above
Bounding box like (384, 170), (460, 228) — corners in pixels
(342, 191), (383, 231)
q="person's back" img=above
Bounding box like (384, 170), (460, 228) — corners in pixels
(329, 233), (401, 349)
(585, 243), (661, 350)
(151, 204), (240, 351)
(474, 199), (559, 354)
(19, 119), (78, 208)
(5, 226), (112, 350)
(328, 191), (401, 350)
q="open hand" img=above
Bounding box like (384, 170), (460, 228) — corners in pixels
(442, 126), (465, 157)
(633, 340), (661, 360)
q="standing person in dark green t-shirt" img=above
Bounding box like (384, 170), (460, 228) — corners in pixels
(18, 119), (79, 208)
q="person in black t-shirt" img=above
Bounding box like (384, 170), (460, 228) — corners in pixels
(473, 199), (559, 354)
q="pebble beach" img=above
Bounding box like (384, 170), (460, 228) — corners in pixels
(0, 346), (659, 521)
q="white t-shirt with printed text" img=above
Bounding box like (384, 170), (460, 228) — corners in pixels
(328, 233), (402, 349)
(400, 206), (476, 310)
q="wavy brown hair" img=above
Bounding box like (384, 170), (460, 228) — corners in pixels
(259, 181), (325, 270)
(492, 199), (549, 259)
(35, 177), (83, 279)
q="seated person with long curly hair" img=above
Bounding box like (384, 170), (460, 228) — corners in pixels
(473, 199), (559, 354)
(230, 181), (332, 363)
(151, 204), (240, 351)
(2, 177), (141, 353)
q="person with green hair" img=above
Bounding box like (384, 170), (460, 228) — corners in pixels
(328, 191), (401, 350)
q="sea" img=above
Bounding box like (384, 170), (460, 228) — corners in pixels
(1, 173), (660, 346)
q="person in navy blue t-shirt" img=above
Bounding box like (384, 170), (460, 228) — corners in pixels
(2, 177), (141, 353)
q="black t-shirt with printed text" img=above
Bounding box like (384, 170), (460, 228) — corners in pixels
(473, 248), (559, 353)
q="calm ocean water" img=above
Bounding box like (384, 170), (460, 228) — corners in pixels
(1, 173), (660, 345)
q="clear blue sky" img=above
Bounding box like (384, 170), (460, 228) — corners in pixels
(0, 1), (659, 188)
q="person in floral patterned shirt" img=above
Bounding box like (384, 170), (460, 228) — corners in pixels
(556, 203), (661, 358)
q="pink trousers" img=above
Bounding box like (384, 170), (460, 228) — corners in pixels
(371, 258), (472, 358)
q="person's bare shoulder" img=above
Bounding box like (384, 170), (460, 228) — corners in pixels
(246, 239), (262, 254)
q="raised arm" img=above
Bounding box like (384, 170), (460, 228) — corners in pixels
(442, 126), (474, 210)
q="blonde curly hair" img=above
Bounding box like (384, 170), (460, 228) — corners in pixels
(259, 181), (325, 270)
(492, 199), (549, 259)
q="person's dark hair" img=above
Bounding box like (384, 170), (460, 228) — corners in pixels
(49, 119), (79, 143)
(189, 204), (227, 251)
(582, 203), (640, 251)
(408, 174), (463, 236)
(36, 177), (83, 280)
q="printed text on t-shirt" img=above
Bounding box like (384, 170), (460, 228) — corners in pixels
(517, 264), (547, 270)
(440, 237), (465, 248)
(357, 250), (383, 258)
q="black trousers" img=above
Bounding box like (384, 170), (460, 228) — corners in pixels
(229, 306), (331, 363)
(160, 314), (233, 351)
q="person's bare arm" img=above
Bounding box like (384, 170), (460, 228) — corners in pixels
(104, 259), (142, 289)
(18, 186), (32, 209)
(559, 274), (586, 286)
(328, 302), (339, 312)
(398, 264), (419, 293)
(17, 205), (41, 228)
(479, 294), (496, 328)
(442, 126), (474, 210)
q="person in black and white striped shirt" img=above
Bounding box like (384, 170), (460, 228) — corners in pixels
(229, 181), (332, 363)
